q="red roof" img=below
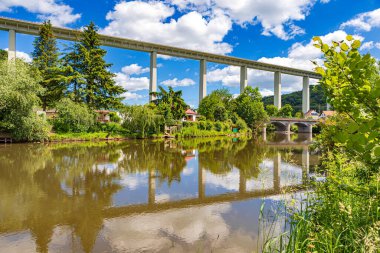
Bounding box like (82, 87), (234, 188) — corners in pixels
(185, 109), (197, 115)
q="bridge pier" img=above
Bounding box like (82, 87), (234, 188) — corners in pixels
(8, 29), (16, 62)
(274, 71), (281, 108)
(240, 65), (248, 93)
(149, 51), (157, 102)
(302, 76), (310, 113)
(199, 59), (207, 103)
(239, 170), (247, 193)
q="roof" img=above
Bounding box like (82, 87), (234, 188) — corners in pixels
(95, 110), (111, 114)
(305, 109), (317, 115)
(321, 111), (336, 116)
(185, 109), (197, 115)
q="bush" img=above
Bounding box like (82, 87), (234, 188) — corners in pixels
(0, 60), (50, 141)
(121, 105), (164, 137)
(109, 112), (121, 123)
(235, 116), (248, 130)
(214, 121), (223, 132)
(52, 98), (95, 133)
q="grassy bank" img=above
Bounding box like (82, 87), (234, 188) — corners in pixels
(48, 132), (127, 142)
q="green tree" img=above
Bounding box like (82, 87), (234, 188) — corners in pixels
(277, 104), (293, 118)
(150, 86), (188, 122)
(198, 89), (232, 121)
(64, 22), (125, 109)
(314, 35), (380, 173)
(0, 60), (50, 141)
(53, 98), (96, 133)
(32, 20), (68, 110)
(121, 105), (164, 137)
(265, 104), (278, 117)
(234, 86), (268, 131)
(0, 49), (7, 61)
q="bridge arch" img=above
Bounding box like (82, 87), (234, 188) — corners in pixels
(293, 122), (312, 133)
(269, 121), (290, 132)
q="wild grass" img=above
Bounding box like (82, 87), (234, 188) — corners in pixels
(262, 155), (380, 253)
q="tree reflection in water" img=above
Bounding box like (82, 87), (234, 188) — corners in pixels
(0, 137), (313, 253)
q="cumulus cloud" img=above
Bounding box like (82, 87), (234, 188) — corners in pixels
(4, 48), (32, 62)
(114, 63), (150, 92)
(340, 8), (380, 32)
(0, 0), (81, 26)
(161, 78), (195, 87)
(207, 30), (361, 95)
(360, 41), (380, 51)
(102, 1), (233, 55)
(123, 91), (145, 101)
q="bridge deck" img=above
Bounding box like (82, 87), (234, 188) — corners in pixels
(0, 16), (321, 79)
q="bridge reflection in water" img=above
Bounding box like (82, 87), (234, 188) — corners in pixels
(0, 136), (318, 253)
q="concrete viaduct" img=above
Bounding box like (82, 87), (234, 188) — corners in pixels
(0, 17), (321, 112)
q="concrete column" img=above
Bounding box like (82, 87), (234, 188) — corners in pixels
(199, 59), (207, 103)
(148, 170), (155, 204)
(326, 102), (331, 111)
(149, 51), (157, 102)
(302, 76), (310, 114)
(240, 66), (248, 94)
(274, 71), (281, 109)
(8, 30), (16, 62)
(273, 152), (281, 192)
(302, 147), (310, 184)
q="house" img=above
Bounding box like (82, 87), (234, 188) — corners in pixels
(304, 109), (319, 119)
(95, 110), (111, 123)
(320, 111), (336, 119)
(183, 109), (197, 122)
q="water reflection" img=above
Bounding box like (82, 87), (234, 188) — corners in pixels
(0, 135), (319, 253)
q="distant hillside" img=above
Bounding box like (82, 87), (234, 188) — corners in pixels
(262, 85), (328, 112)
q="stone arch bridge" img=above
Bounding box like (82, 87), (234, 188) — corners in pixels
(266, 118), (318, 133)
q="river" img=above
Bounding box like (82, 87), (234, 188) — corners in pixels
(0, 133), (319, 253)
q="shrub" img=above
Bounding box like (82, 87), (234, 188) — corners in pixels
(109, 112), (121, 123)
(214, 121), (223, 132)
(0, 60), (50, 141)
(235, 116), (248, 130)
(53, 98), (95, 133)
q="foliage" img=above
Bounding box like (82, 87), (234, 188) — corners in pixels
(0, 60), (50, 141)
(121, 105), (164, 138)
(52, 98), (96, 133)
(265, 35), (380, 253)
(150, 86), (188, 122)
(0, 49), (7, 61)
(49, 131), (124, 141)
(263, 84), (328, 113)
(63, 22), (125, 109)
(109, 112), (121, 123)
(198, 89), (233, 121)
(234, 86), (268, 132)
(265, 104), (278, 117)
(277, 104), (294, 118)
(32, 20), (69, 110)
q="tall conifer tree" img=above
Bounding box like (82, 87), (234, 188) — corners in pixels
(64, 22), (125, 109)
(32, 20), (67, 110)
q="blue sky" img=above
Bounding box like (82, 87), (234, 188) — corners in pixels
(1, 0), (380, 107)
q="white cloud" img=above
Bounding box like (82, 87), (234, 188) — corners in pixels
(0, 0), (81, 26)
(360, 41), (380, 51)
(121, 64), (149, 76)
(102, 1), (232, 55)
(213, 0), (312, 40)
(114, 63), (150, 92)
(161, 78), (195, 87)
(123, 91), (145, 101)
(207, 30), (361, 95)
(4, 48), (32, 62)
(340, 8), (380, 32)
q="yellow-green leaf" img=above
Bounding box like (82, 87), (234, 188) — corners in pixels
(352, 40), (361, 49)
(346, 35), (353, 41)
(340, 43), (349, 51)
